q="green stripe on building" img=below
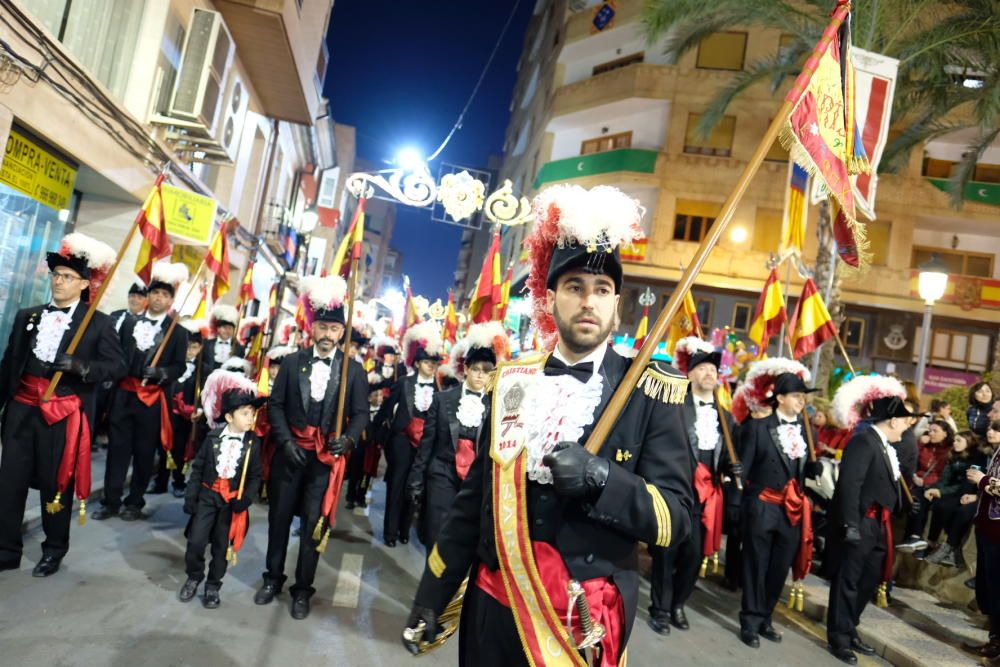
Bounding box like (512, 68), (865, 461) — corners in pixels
(925, 177), (1000, 206)
(534, 148), (657, 188)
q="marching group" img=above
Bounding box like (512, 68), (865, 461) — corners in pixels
(1, 184), (999, 666)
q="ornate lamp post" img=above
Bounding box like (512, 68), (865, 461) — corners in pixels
(915, 254), (949, 396)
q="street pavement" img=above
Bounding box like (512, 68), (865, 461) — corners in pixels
(0, 480), (889, 667)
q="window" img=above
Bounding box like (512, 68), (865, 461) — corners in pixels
(696, 32), (748, 71)
(592, 53), (644, 76)
(581, 131), (632, 155)
(752, 208), (783, 253)
(731, 303), (753, 332)
(840, 317), (865, 356)
(919, 328), (991, 372)
(777, 34), (798, 63)
(695, 297), (714, 330)
(684, 114), (736, 157)
(867, 219), (891, 266)
(975, 163), (1000, 184)
(674, 200), (721, 242)
(922, 157), (953, 178)
(911, 246), (994, 278)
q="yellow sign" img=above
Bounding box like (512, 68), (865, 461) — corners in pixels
(0, 128), (77, 210)
(161, 183), (216, 245)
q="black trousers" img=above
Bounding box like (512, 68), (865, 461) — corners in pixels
(929, 494), (976, 547)
(345, 441), (370, 504)
(263, 447), (329, 597)
(740, 496), (800, 632)
(649, 509), (704, 617)
(184, 489), (232, 588)
(458, 581), (530, 667)
(905, 494), (936, 538)
(421, 459), (461, 547)
(383, 433), (415, 541)
(976, 535), (1000, 617)
(102, 388), (163, 510)
(154, 415), (189, 491)
(0, 402), (74, 565)
(826, 515), (886, 649)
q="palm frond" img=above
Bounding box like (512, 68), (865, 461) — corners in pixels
(948, 126), (1000, 208)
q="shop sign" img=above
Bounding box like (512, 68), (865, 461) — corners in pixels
(1, 128), (77, 210)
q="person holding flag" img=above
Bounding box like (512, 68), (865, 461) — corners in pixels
(94, 262), (190, 522)
(0, 233), (125, 577)
(254, 275), (369, 620)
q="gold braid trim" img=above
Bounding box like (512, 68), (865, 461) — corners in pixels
(637, 366), (689, 405)
(428, 544), (446, 578)
(644, 483), (672, 547)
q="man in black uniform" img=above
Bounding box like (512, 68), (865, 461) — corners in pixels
(94, 282), (147, 445)
(93, 262), (189, 521)
(202, 305), (243, 374)
(737, 359), (820, 648)
(407, 321), (505, 547)
(404, 184), (693, 666)
(254, 275), (369, 620)
(826, 376), (913, 665)
(649, 336), (739, 634)
(0, 233), (125, 576)
(374, 321), (442, 547)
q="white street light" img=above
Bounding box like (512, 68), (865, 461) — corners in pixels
(915, 253), (949, 396)
(396, 147), (426, 172)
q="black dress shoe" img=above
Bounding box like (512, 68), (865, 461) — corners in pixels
(670, 607), (689, 630)
(740, 630), (760, 648)
(850, 637), (876, 656)
(384, 538), (397, 548)
(647, 615), (671, 636)
(966, 639), (1000, 658)
(32, 556), (61, 578)
(254, 582), (278, 605)
(90, 507), (118, 521)
(171, 487), (186, 499)
(178, 578), (199, 602)
(120, 507), (148, 521)
(760, 625), (782, 643)
(399, 536), (409, 545)
(356, 498), (367, 509)
(203, 588), (221, 609)
(828, 645), (858, 665)
(291, 594), (310, 620)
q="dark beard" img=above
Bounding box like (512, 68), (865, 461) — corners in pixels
(554, 303), (613, 356)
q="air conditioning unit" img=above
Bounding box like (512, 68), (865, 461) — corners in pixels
(317, 167), (340, 209)
(217, 75), (248, 161)
(169, 8), (233, 133)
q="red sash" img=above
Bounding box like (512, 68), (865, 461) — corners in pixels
(693, 462), (723, 557)
(13, 375), (91, 504)
(759, 478), (813, 580)
(204, 476), (249, 556)
(865, 504), (894, 583)
(171, 392), (195, 419)
(363, 440), (382, 477)
(120, 377), (173, 452)
(292, 426), (347, 541)
(455, 438), (475, 481)
(404, 416), (425, 448)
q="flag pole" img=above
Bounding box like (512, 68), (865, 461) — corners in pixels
(583, 97), (795, 455)
(334, 196), (367, 440)
(43, 172), (167, 401)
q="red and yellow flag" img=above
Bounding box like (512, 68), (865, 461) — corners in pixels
(782, 163), (809, 254)
(789, 278), (838, 360)
(468, 229), (502, 324)
(748, 268), (787, 357)
(331, 198), (366, 278)
(665, 290), (702, 355)
(192, 281), (209, 320)
(497, 262), (514, 321)
(443, 291), (459, 343)
(206, 227), (230, 301)
(398, 282), (422, 340)
(134, 173), (171, 283)
(633, 305), (650, 350)
(237, 260), (255, 311)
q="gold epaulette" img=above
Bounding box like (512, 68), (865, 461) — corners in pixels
(637, 361), (689, 405)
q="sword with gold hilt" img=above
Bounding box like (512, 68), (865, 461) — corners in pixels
(567, 579), (605, 666)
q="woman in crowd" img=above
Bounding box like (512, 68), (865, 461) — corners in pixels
(812, 406), (850, 458)
(898, 420), (955, 552)
(969, 382), (995, 439)
(924, 430), (987, 567)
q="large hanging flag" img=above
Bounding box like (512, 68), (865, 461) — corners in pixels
(468, 229), (502, 323)
(789, 278), (839, 359)
(748, 268), (788, 357)
(665, 290), (702, 356)
(780, 2), (869, 268)
(206, 226), (230, 301)
(497, 261), (515, 321)
(331, 198), (366, 278)
(781, 163), (809, 253)
(134, 174), (171, 283)
(849, 47), (899, 220)
(442, 291), (459, 343)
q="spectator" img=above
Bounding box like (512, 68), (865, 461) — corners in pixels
(969, 382), (995, 438)
(893, 400), (921, 485)
(813, 407), (850, 458)
(898, 419), (955, 552)
(989, 398), (1000, 424)
(925, 430), (986, 567)
(916, 399), (959, 438)
(964, 421), (1000, 661)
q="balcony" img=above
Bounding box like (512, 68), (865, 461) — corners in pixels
(551, 63), (673, 118)
(924, 178), (1000, 207)
(214, 0), (326, 124)
(533, 148), (658, 188)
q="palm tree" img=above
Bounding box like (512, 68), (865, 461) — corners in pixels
(642, 0), (999, 391)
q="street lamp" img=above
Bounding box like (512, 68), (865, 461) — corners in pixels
(915, 254), (949, 396)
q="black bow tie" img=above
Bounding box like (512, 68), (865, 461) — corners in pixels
(45, 305), (70, 314)
(466, 391), (483, 398)
(544, 356), (594, 383)
(138, 316), (159, 325)
(313, 356), (332, 366)
(217, 340), (231, 347)
(780, 419), (798, 426)
(697, 400), (714, 408)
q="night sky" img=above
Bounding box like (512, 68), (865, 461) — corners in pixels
(324, 0), (534, 299)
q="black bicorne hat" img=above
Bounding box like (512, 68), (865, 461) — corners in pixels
(314, 305), (346, 325)
(547, 243), (623, 292)
(128, 282), (148, 296)
(865, 396), (919, 423)
(772, 372), (819, 397)
(46, 252), (91, 280)
(220, 389), (266, 417)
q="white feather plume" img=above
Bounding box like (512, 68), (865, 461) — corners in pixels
(150, 261), (190, 287)
(211, 304), (239, 325)
(300, 275), (347, 309)
(370, 335), (397, 352)
(221, 357), (254, 376)
(266, 344), (297, 361)
(532, 184), (645, 249)
(745, 357), (811, 384)
(61, 232), (116, 271)
(180, 318), (207, 334)
(403, 321), (443, 356)
(675, 336), (715, 358)
(201, 369), (260, 427)
(466, 321), (506, 352)
(832, 374), (906, 429)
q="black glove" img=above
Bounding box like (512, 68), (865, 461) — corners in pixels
(282, 440), (307, 468)
(403, 605), (439, 653)
(728, 462), (744, 480)
(407, 479), (424, 507)
(52, 353), (89, 377)
(844, 524), (862, 546)
(542, 442), (610, 498)
(804, 460), (822, 479)
(183, 499), (196, 515)
(230, 497), (252, 513)
(141, 366), (169, 383)
(327, 435), (354, 457)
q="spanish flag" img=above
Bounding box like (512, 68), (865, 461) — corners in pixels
(134, 174), (171, 284)
(748, 268), (787, 357)
(206, 228), (230, 301)
(443, 291), (459, 343)
(237, 260), (255, 310)
(398, 281), (422, 340)
(331, 198), (366, 278)
(781, 163), (808, 253)
(633, 304), (650, 350)
(192, 281), (208, 320)
(469, 229), (502, 324)
(789, 278), (838, 360)
(665, 290), (702, 356)
(497, 261), (514, 321)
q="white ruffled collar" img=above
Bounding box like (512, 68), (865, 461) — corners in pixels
(215, 427), (245, 479)
(776, 422), (807, 460)
(694, 399), (720, 451)
(32, 306), (75, 363)
(456, 390), (486, 429)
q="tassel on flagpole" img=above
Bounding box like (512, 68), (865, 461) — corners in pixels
(79, 499), (87, 526)
(45, 492), (64, 515)
(712, 552), (719, 574)
(787, 583), (797, 610)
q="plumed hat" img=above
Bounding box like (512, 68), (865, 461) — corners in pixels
(148, 262), (189, 297)
(299, 275), (348, 325)
(833, 374), (917, 429)
(201, 369), (265, 427)
(403, 321), (443, 368)
(673, 336), (720, 375)
(46, 232), (116, 304)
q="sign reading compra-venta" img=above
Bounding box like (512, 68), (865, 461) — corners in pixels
(0, 126), (77, 210)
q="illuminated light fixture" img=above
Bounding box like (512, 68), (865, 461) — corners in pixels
(729, 226), (748, 243)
